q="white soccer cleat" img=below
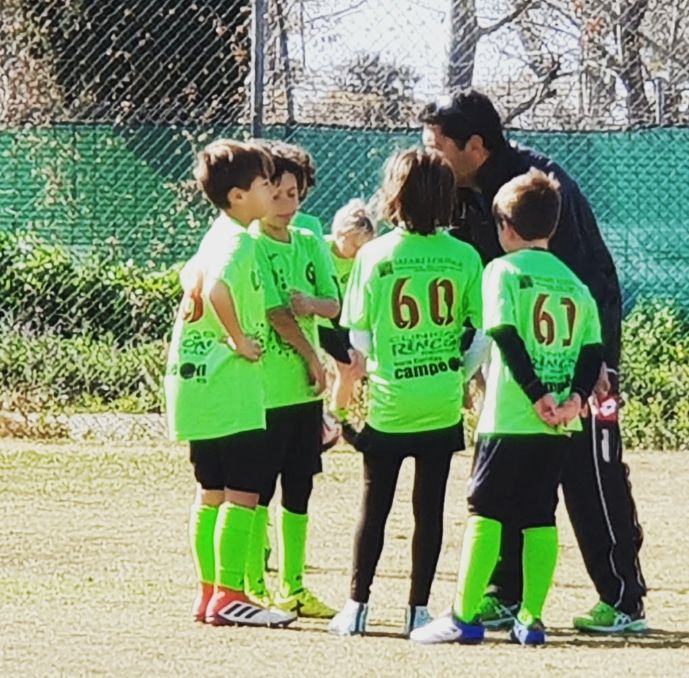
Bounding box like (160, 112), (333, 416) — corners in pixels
(410, 612), (484, 645)
(206, 588), (296, 627)
(328, 599), (368, 636)
(404, 605), (433, 636)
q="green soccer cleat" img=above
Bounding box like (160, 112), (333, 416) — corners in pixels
(476, 595), (519, 630)
(275, 588), (336, 619)
(573, 601), (648, 634)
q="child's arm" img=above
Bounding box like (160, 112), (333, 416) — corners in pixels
(488, 324), (559, 426)
(267, 308), (326, 394)
(206, 279), (262, 361)
(290, 292), (339, 319)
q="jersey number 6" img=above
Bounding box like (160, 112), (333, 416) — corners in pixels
(533, 293), (576, 346)
(392, 277), (455, 330)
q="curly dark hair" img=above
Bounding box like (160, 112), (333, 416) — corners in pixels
(260, 140), (317, 200)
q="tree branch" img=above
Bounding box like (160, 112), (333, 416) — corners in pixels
(479, 0), (534, 37)
(503, 58), (562, 125)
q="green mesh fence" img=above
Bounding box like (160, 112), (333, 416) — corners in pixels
(1, 125), (687, 312)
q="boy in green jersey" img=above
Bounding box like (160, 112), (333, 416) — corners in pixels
(180, 141), (340, 618)
(329, 149), (483, 637)
(412, 168), (603, 647)
(244, 141), (340, 618)
(164, 140), (295, 628)
(318, 199), (375, 440)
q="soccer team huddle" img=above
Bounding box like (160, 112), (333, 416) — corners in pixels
(164, 97), (638, 648)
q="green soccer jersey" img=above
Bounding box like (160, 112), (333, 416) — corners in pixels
(477, 249), (602, 436)
(253, 224), (339, 408)
(164, 214), (267, 441)
(325, 235), (355, 294)
(291, 211), (324, 239)
(341, 229), (483, 434)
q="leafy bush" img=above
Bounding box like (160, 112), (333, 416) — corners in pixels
(0, 331), (166, 413)
(0, 231), (180, 343)
(620, 300), (689, 451)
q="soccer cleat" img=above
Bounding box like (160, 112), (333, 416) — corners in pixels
(276, 588), (336, 618)
(328, 599), (368, 636)
(476, 595), (520, 629)
(205, 587), (296, 627)
(404, 605), (433, 636)
(192, 582), (214, 623)
(409, 612), (484, 645)
(246, 586), (275, 609)
(573, 601), (648, 634)
(511, 618), (546, 646)
(322, 411), (342, 451)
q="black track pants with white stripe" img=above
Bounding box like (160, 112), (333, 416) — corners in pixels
(486, 415), (646, 615)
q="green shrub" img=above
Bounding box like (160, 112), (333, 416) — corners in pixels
(0, 231), (181, 343)
(620, 300), (689, 451)
(0, 331), (166, 413)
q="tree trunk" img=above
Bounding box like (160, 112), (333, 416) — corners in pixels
(447, 0), (479, 91)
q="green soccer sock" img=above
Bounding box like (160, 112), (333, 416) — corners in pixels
(213, 502), (255, 591)
(189, 503), (219, 585)
(277, 506), (308, 597)
(245, 504), (269, 594)
(520, 525), (559, 625)
(452, 516), (502, 623)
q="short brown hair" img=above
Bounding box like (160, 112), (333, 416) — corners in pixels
(193, 139), (273, 210)
(492, 168), (562, 241)
(261, 140), (316, 200)
(380, 149), (455, 236)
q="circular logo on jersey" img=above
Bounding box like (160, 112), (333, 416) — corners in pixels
(305, 262), (316, 285)
(448, 357), (461, 372)
(179, 362), (197, 380)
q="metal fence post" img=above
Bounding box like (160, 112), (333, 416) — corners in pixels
(251, 0), (266, 138)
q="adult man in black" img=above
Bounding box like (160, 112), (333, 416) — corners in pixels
(419, 90), (647, 633)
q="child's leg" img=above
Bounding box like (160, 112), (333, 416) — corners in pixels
(515, 436), (565, 626)
(351, 450), (405, 602)
(521, 525), (559, 625)
(332, 360), (356, 418)
(408, 450), (454, 606)
(214, 489), (258, 592)
(453, 515), (502, 622)
(188, 441), (227, 620)
(276, 474), (314, 597)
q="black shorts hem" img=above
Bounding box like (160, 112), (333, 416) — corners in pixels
(354, 422), (464, 456)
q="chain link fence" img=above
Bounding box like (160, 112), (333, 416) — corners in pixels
(1, 0), (688, 447)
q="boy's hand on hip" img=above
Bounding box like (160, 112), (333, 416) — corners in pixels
(234, 336), (263, 362)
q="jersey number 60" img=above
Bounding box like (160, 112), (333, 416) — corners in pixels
(392, 277), (455, 330)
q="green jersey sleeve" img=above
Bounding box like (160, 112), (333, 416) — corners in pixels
(310, 235), (339, 302)
(482, 259), (516, 331)
(464, 250), (484, 329)
(340, 253), (370, 331)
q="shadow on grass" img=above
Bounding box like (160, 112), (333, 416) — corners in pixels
(546, 627), (689, 649)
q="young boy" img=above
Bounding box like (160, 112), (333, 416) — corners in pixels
(164, 139), (295, 628)
(411, 168), (603, 646)
(318, 199), (375, 439)
(243, 140), (340, 618)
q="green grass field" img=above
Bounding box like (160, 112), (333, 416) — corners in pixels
(2, 440), (689, 677)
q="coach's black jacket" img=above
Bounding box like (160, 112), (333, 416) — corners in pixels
(449, 141), (622, 369)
